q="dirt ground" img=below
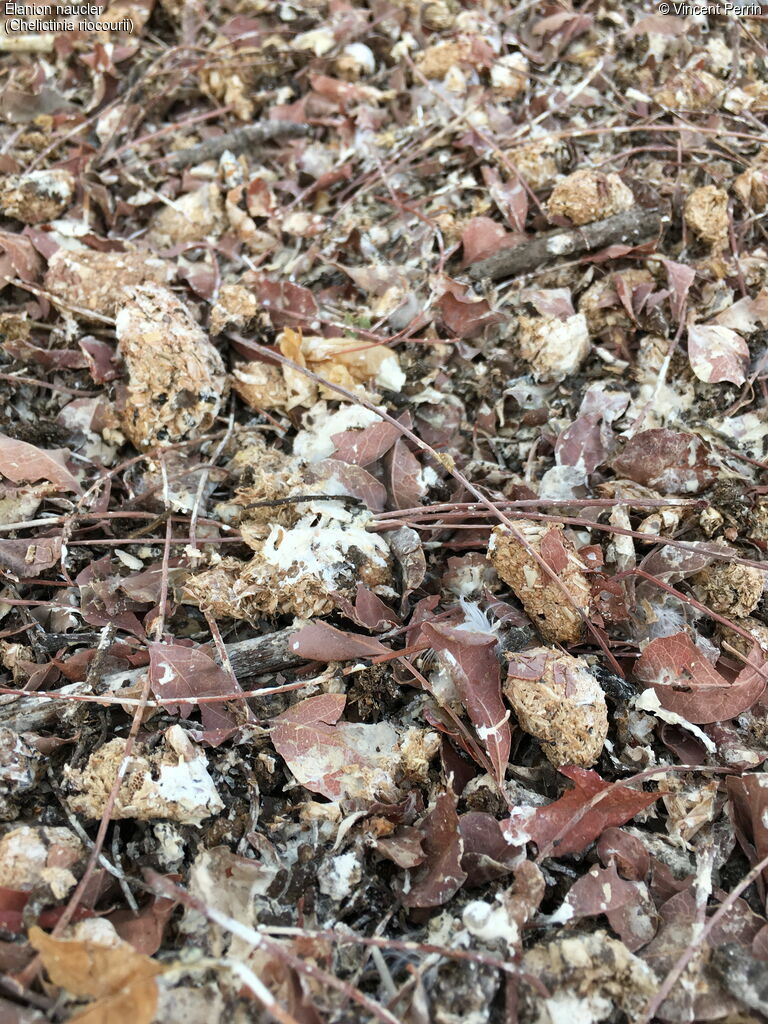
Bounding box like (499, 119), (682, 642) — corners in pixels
(1, 2), (768, 1022)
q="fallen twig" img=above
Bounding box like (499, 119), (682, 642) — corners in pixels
(0, 628), (304, 731)
(467, 207), (664, 281)
(158, 121), (310, 170)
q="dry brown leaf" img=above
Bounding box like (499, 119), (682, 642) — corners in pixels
(29, 926), (163, 1024)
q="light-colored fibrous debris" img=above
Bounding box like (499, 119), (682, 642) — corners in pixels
(655, 69), (724, 111)
(184, 496), (393, 619)
(336, 42), (376, 79)
(209, 283), (260, 335)
(188, 426), (395, 619)
(233, 328), (405, 413)
(516, 312), (591, 383)
(415, 40), (465, 79)
(519, 931), (657, 1023)
(503, 139), (565, 190)
(693, 561), (765, 618)
(199, 33), (286, 120)
(293, 402), (384, 462)
(488, 521), (591, 644)
(504, 647), (608, 767)
(44, 249), (172, 321)
(684, 186), (729, 247)
(546, 170), (634, 226)
(0, 825), (83, 896)
(0, 169), (75, 223)
(734, 164), (768, 212)
(490, 53), (528, 99)
(115, 283), (227, 449)
(0, 728), (42, 819)
(146, 183), (226, 247)
(63, 725), (223, 825)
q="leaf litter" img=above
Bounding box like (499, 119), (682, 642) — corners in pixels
(1, 3), (768, 1023)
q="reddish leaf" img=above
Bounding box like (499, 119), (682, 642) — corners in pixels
(108, 896), (176, 955)
(0, 231), (41, 284)
(421, 622), (511, 784)
(712, 292), (768, 332)
(330, 419), (400, 467)
(486, 172), (528, 232)
(148, 643), (243, 744)
(555, 413), (605, 475)
(270, 694), (402, 801)
(459, 812), (522, 886)
(560, 862), (645, 930)
(79, 337), (119, 383)
(461, 217), (509, 264)
(634, 633), (766, 724)
(505, 766), (660, 857)
(438, 289), (503, 339)
(687, 323), (749, 386)
(386, 439), (426, 510)
(663, 259), (696, 323)
(0, 536), (61, 578)
(374, 826), (425, 868)
(727, 774), (768, 881)
(521, 287), (574, 319)
(539, 528), (570, 574)
(247, 275), (318, 329)
(597, 827), (650, 881)
(289, 621), (390, 661)
(388, 527), (426, 609)
(3, 334), (87, 370)
(352, 584), (400, 630)
(611, 429), (719, 494)
(0, 435), (82, 493)
(307, 459), (387, 511)
(403, 792), (467, 907)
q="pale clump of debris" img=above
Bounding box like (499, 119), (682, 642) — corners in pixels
(115, 283), (227, 449)
(684, 185), (729, 247)
(44, 249), (172, 321)
(209, 283), (260, 335)
(488, 522), (591, 644)
(0, 728), (42, 820)
(579, 269), (655, 336)
(693, 561), (765, 618)
(146, 182), (226, 247)
(518, 931), (658, 1023)
(183, 430), (394, 619)
(63, 725), (224, 826)
(655, 68), (723, 111)
(232, 327), (405, 413)
(185, 497), (393, 619)
(0, 825), (83, 898)
(490, 52), (529, 99)
(504, 647), (608, 768)
(546, 169), (634, 226)
(502, 139), (566, 190)
(516, 311), (591, 382)
(734, 148), (768, 212)
(0, 169), (75, 223)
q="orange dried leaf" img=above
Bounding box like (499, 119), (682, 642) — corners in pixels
(29, 926), (163, 1024)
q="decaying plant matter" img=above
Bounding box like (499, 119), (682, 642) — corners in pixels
(1, 3), (768, 1023)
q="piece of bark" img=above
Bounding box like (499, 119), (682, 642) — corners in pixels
(0, 627), (304, 732)
(467, 208), (664, 281)
(157, 121), (310, 170)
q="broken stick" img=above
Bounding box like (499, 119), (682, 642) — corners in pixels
(0, 627), (304, 732)
(467, 207), (664, 281)
(159, 121), (309, 170)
